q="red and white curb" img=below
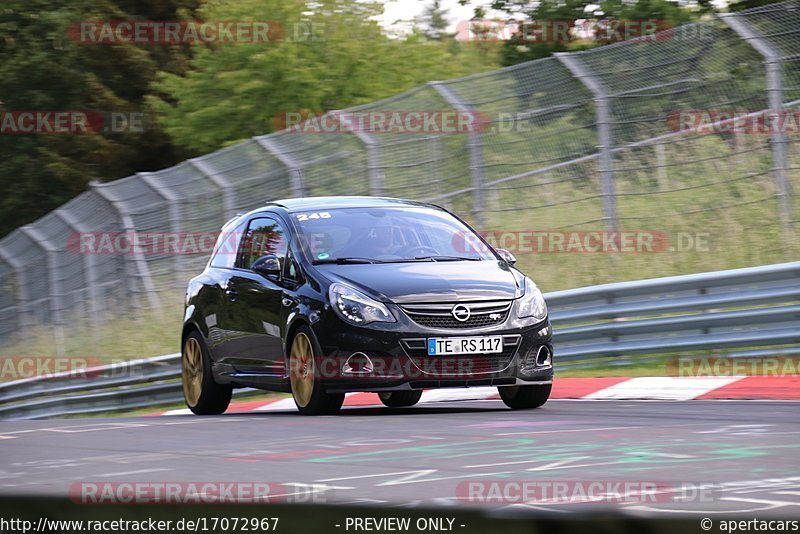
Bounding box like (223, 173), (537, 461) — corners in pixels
(150, 376), (800, 416)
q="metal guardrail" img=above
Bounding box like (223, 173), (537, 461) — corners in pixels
(0, 261), (798, 420)
(547, 261), (800, 361)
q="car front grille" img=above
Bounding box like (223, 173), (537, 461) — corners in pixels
(400, 300), (512, 330)
(400, 335), (520, 377)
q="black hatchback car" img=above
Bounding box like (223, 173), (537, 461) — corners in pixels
(181, 197), (553, 415)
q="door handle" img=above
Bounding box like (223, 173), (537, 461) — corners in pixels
(225, 287), (238, 300)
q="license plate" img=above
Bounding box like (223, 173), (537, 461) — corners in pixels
(427, 336), (503, 356)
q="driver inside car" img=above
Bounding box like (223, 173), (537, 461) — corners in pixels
(360, 225), (396, 258)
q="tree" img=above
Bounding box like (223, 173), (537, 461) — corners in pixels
(420, 0), (450, 40)
(728, 0), (787, 11)
(457, 0), (698, 66)
(148, 0), (501, 153)
(0, 0), (199, 237)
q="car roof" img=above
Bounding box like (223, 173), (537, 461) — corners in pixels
(220, 197), (444, 230)
(264, 196), (438, 213)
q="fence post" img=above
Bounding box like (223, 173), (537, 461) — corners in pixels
(188, 157), (237, 218)
(137, 172), (185, 281)
(555, 53), (619, 233)
(331, 111), (383, 196)
(719, 13), (794, 255)
(53, 209), (102, 330)
(18, 226), (66, 357)
(254, 137), (306, 197)
(90, 180), (161, 311)
(0, 243), (32, 333)
(430, 81), (486, 227)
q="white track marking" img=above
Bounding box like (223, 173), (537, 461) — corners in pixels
(89, 468), (172, 478)
(584, 376), (745, 400)
(318, 471), (436, 483)
(161, 408), (193, 415)
(253, 398), (298, 411)
(464, 456), (593, 469)
(47, 422), (149, 432)
(418, 388), (496, 403)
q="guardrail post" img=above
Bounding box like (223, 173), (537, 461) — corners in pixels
(719, 13), (794, 256)
(430, 81), (486, 227)
(90, 180), (161, 311)
(18, 226), (66, 357)
(53, 209), (102, 330)
(255, 137), (306, 197)
(188, 157), (237, 218)
(555, 53), (619, 233)
(137, 172), (185, 281)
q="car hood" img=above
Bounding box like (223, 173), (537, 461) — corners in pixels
(316, 261), (523, 303)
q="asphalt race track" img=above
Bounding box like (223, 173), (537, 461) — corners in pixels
(1, 399), (799, 516)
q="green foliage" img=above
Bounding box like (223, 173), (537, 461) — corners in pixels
(599, 0), (696, 26)
(480, 0), (700, 66)
(0, 0), (199, 237)
(148, 0), (501, 153)
(728, 0), (789, 11)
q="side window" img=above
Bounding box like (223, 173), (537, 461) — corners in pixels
(209, 223), (244, 269)
(237, 217), (289, 270)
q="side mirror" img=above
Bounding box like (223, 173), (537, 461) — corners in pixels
(496, 248), (517, 265)
(252, 254), (281, 279)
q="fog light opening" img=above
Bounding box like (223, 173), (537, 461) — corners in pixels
(536, 346), (552, 367)
(342, 352), (374, 375)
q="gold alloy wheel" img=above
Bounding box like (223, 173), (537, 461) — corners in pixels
(182, 337), (203, 407)
(289, 332), (315, 407)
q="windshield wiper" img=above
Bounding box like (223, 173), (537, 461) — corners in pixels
(315, 256), (480, 264)
(412, 255), (482, 262)
(313, 257), (383, 264)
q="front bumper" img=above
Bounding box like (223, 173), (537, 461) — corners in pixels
(312, 305), (554, 394)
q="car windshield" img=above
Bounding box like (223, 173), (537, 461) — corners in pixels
(291, 206), (497, 264)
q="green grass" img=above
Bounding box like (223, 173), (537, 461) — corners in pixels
(0, 298), (184, 364)
(471, 132), (798, 292)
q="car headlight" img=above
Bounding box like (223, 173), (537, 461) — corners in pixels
(517, 278), (547, 321)
(328, 283), (395, 325)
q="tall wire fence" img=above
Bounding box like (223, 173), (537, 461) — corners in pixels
(1, 2), (799, 354)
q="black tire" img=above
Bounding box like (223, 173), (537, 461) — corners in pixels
(289, 325), (345, 415)
(182, 330), (232, 415)
(378, 390), (423, 407)
(498, 384), (551, 409)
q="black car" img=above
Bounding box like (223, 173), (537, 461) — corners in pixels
(181, 197), (553, 415)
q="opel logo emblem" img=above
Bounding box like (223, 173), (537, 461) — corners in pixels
(452, 304), (471, 322)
